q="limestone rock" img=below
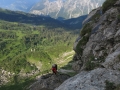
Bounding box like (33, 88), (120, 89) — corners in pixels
(29, 0), (120, 90)
(28, 73), (70, 90)
(55, 68), (120, 90)
(102, 49), (120, 70)
(65, 0), (120, 90)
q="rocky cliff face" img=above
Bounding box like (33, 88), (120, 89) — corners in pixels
(27, 0), (120, 90)
(28, 73), (70, 90)
(55, 68), (120, 90)
(55, 0), (120, 90)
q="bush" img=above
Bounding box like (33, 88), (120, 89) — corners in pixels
(105, 80), (116, 90)
(75, 47), (83, 55)
(80, 23), (92, 37)
(0, 77), (35, 90)
(98, 56), (105, 63)
(118, 54), (120, 60)
(75, 23), (92, 55)
(117, 15), (120, 19)
(75, 35), (89, 55)
(85, 55), (100, 71)
(115, 84), (120, 90)
(102, 0), (118, 13)
(85, 60), (96, 71)
(91, 13), (101, 23)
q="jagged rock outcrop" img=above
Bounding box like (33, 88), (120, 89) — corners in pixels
(28, 73), (70, 90)
(55, 0), (120, 90)
(81, 6), (120, 71)
(55, 68), (120, 90)
(28, 0), (120, 90)
(72, 0), (120, 71)
(82, 7), (102, 25)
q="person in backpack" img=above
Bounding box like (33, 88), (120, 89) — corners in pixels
(51, 64), (57, 74)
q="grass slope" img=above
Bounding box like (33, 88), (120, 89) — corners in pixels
(0, 19), (78, 89)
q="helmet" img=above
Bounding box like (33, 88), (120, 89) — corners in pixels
(52, 64), (55, 68)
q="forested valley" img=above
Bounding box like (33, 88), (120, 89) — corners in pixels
(0, 20), (78, 72)
(0, 18), (78, 89)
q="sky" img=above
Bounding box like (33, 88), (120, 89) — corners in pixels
(0, 0), (41, 11)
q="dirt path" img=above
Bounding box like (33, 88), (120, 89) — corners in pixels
(53, 50), (76, 74)
(55, 50), (75, 66)
(58, 69), (75, 74)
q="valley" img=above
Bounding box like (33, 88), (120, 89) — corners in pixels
(0, 17), (78, 89)
(1, 0), (119, 90)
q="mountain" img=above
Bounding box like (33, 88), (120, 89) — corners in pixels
(30, 0), (105, 19)
(62, 15), (87, 29)
(0, 0), (105, 19)
(0, 8), (87, 29)
(0, 8), (79, 89)
(27, 0), (120, 90)
(1, 0), (120, 90)
(56, 0), (120, 90)
(0, 8), (68, 28)
(0, 0), (40, 12)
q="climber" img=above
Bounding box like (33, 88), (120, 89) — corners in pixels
(51, 64), (57, 74)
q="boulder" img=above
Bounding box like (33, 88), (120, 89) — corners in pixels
(28, 73), (70, 90)
(55, 68), (120, 90)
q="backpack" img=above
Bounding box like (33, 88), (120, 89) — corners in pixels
(52, 64), (57, 70)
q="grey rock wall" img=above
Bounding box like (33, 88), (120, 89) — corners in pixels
(55, 68), (120, 90)
(55, 0), (120, 90)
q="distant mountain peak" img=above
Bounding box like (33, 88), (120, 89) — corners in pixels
(0, 0), (105, 19)
(30, 0), (105, 19)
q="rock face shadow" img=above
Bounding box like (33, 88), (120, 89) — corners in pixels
(28, 73), (70, 90)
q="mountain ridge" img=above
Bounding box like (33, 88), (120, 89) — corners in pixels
(56, 0), (120, 90)
(0, 8), (68, 28)
(0, 0), (105, 19)
(30, 0), (105, 19)
(0, 7), (79, 88)
(0, 8), (87, 29)
(26, 0), (120, 90)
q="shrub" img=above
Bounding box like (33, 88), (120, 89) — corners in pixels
(118, 54), (120, 60)
(85, 55), (100, 71)
(91, 13), (101, 23)
(102, 0), (118, 13)
(76, 23), (92, 55)
(98, 56), (105, 63)
(85, 60), (96, 71)
(115, 84), (120, 90)
(80, 23), (92, 37)
(118, 15), (120, 22)
(75, 35), (89, 55)
(118, 54), (120, 70)
(105, 80), (116, 90)
(75, 46), (83, 55)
